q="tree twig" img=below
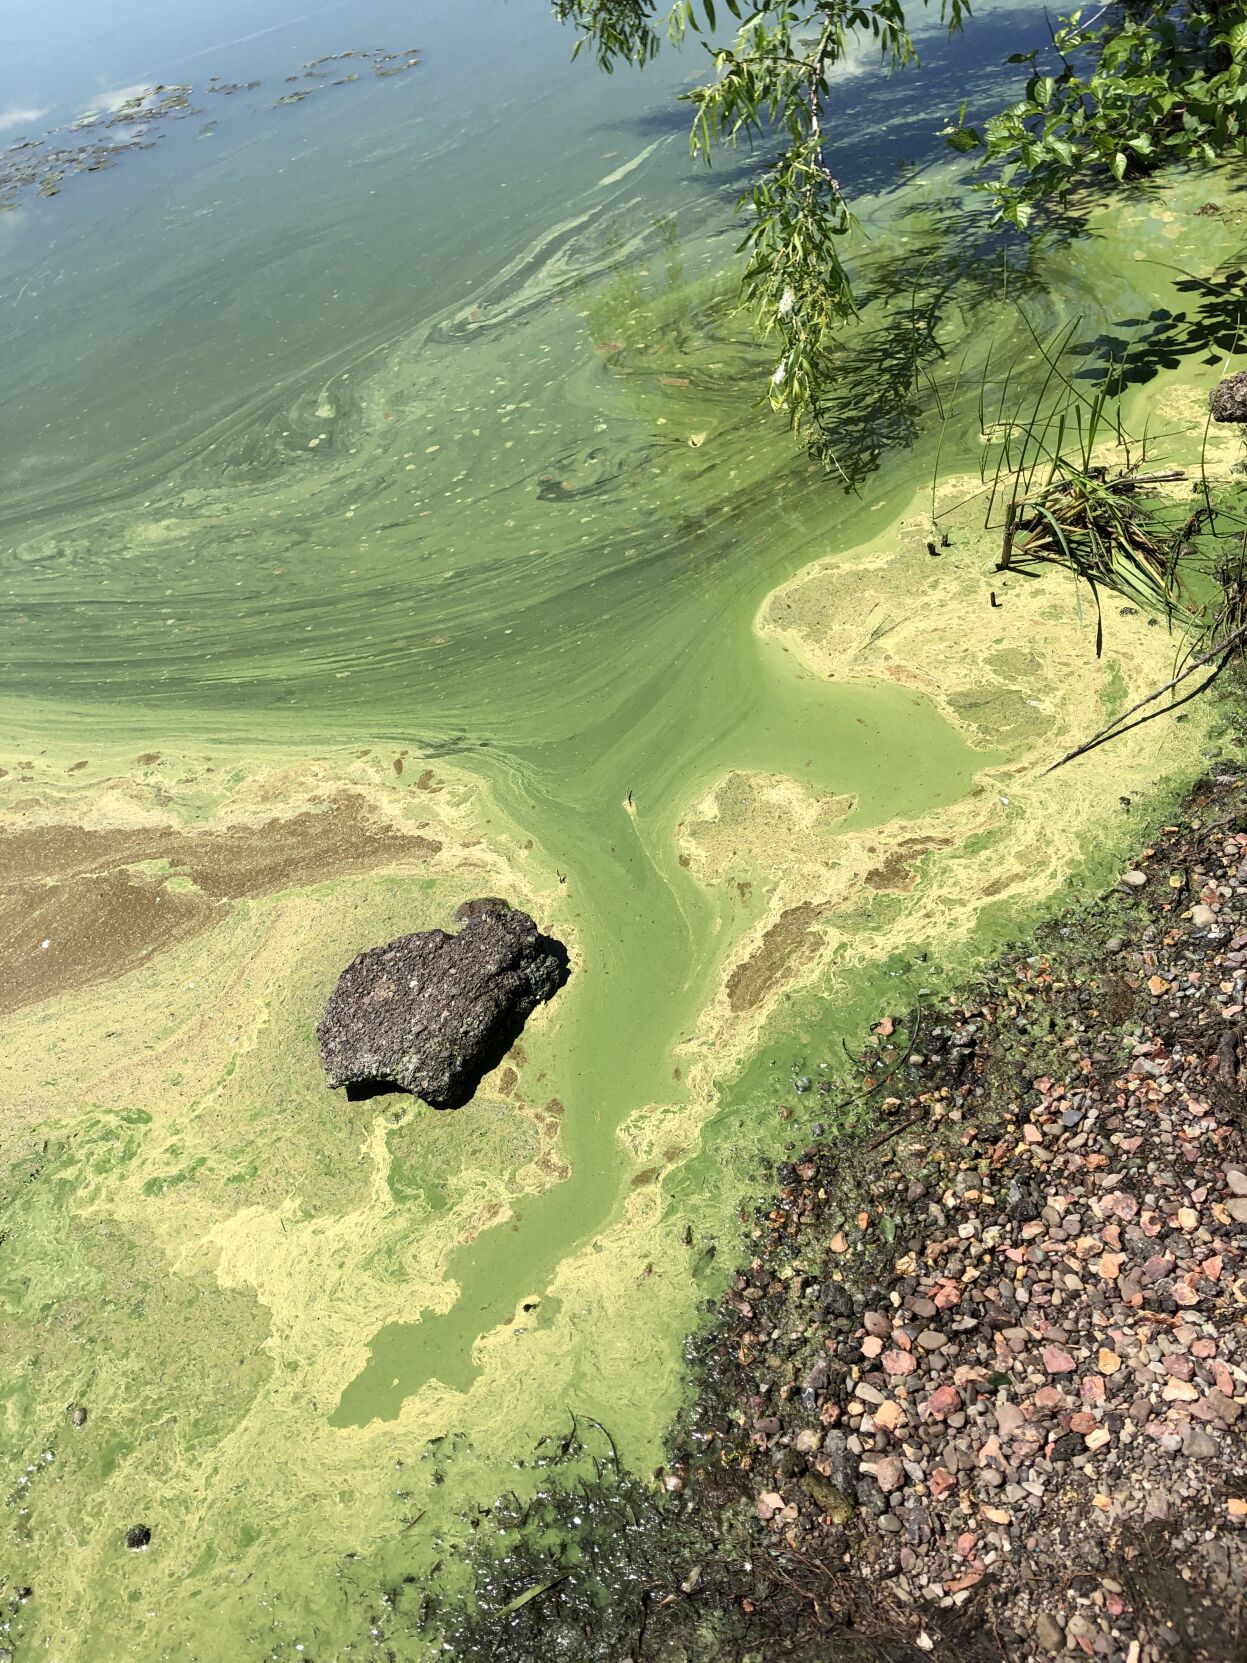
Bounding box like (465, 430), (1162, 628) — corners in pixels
(1044, 620), (1247, 773)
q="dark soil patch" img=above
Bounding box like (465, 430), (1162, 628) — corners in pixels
(0, 791), (440, 1012)
(728, 902), (826, 1013)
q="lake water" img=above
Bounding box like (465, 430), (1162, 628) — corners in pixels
(0, 1), (1225, 1656)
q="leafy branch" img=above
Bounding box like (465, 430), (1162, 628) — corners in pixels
(558, 0), (1247, 489)
(944, 2), (1247, 227)
(555, 1), (966, 462)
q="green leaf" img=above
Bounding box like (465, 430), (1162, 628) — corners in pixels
(496, 1576), (567, 1618)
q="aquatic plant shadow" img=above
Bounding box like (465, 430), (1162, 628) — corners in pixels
(1067, 222), (1247, 392)
(808, 195), (1047, 489)
(587, 8), (1069, 210)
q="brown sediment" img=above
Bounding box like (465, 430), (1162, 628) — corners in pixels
(496, 1066), (518, 1096)
(629, 1167), (658, 1188)
(727, 902), (825, 1014)
(0, 791), (441, 1014)
(517, 1091), (574, 1193)
(1, 790), (440, 895)
(979, 867), (1026, 899)
(460, 1199), (507, 1244)
(0, 869), (220, 1014)
(862, 835), (951, 892)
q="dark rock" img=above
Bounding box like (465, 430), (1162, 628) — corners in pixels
(778, 1448), (807, 1479)
(822, 1430), (859, 1493)
(317, 901), (568, 1108)
(70, 1405), (87, 1427)
(1210, 371), (1247, 423)
(454, 895), (512, 922)
(822, 1282), (854, 1319)
(125, 1523), (151, 1550)
(1005, 1178), (1042, 1223)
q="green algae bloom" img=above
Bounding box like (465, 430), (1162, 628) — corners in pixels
(0, 3), (1238, 1657)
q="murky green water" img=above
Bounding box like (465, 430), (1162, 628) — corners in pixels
(0, 1), (1232, 1655)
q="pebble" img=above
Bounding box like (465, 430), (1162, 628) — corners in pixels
(1183, 1426), (1219, 1459)
(1035, 1612), (1065, 1651)
(996, 1402), (1026, 1437)
(871, 1456), (905, 1493)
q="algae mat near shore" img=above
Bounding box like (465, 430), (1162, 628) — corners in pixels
(0, 0), (1239, 1656)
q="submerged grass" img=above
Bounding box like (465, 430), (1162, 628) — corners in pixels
(360, 1418), (998, 1662)
(935, 305), (1247, 762)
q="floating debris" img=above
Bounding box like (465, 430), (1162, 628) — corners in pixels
(0, 48), (422, 212)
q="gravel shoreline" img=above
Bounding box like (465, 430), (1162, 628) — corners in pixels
(678, 766), (1247, 1661)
